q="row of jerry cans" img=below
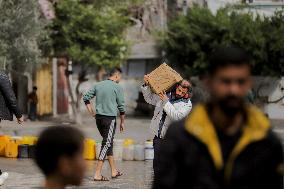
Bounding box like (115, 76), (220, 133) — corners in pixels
(83, 138), (154, 161)
(83, 139), (114, 160)
(83, 138), (134, 161)
(1, 136), (154, 160)
(0, 135), (38, 158)
(122, 140), (154, 161)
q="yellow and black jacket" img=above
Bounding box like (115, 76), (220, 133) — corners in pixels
(153, 104), (283, 189)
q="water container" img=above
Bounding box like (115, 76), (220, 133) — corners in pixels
(113, 139), (124, 161)
(5, 139), (18, 158)
(96, 142), (101, 160)
(22, 136), (37, 145)
(145, 141), (154, 160)
(134, 144), (145, 161)
(123, 144), (134, 161)
(123, 138), (134, 146)
(0, 135), (10, 156)
(18, 145), (29, 158)
(11, 136), (23, 145)
(28, 145), (36, 158)
(83, 139), (96, 160)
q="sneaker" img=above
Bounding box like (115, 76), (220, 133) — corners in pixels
(0, 172), (9, 185)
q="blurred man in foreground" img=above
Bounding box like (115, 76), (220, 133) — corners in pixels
(35, 126), (86, 189)
(153, 45), (283, 189)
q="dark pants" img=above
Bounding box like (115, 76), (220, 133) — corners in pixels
(153, 136), (162, 176)
(29, 102), (37, 121)
(96, 115), (116, 161)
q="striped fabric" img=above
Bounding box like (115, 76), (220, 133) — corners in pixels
(98, 120), (116, 160)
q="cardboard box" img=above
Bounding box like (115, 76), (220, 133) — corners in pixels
(148, 63), (183, 94)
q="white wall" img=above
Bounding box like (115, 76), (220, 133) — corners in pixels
(73, 77), (142, 115)
(207, 0), (241, 14)
(262, 77), (284, 119)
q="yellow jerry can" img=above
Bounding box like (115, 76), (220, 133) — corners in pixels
(83, 139), (96, 160)
(22, 136), (38, 145)
(123, 138), (134, 147)
(11, 136), (23, 145)
(0, 135), (11, 156)
(5, 139), (18, 158)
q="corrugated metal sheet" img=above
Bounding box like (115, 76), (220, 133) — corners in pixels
(35, 60), (53, 115)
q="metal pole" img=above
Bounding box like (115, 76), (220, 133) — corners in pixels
(67, 60), (73, 118)
(52, 57), (58, 117)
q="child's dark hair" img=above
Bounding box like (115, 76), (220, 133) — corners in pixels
(35, 126), (84, 176)
(109, 67), (122, 77)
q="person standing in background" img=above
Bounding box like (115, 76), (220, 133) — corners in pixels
(28, 86), (38, 121)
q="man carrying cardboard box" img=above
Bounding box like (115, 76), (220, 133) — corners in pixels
(141, 75), (193, 175)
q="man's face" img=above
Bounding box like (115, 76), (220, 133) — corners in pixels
(175, 85), (188, 99)
(209, 64), (252, 115)
(59, 150), (86, 186)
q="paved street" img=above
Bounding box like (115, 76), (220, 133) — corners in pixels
(0, 115), (154, 189)
(0, 116), (283, 188)
(0, 159), (153, 189)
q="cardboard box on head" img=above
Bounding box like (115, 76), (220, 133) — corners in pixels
(148, 63), (183, 94)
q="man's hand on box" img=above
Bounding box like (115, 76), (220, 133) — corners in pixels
(144, 75), (150, 85)
(159, 91), (168, 102)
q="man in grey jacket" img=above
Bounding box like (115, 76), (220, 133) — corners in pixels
(141, 75), (192, 174)
(0, 71), (23, 186)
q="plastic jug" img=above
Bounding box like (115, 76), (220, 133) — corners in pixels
(28, 145), (36, 158)
(18, 145), (29, 158)
(145, 141), (154, 160)
(123, 138), (134, 146)
(11, 136), (23, 145)
(0, 135), (10, 156)
(5, 139), (18, 158)
(134, 144), (145, 161)
(123, 144), (134, 161)
(113, 139), (124, 161)
(22, 136), (37, 145)
(83, 138), (96, 160)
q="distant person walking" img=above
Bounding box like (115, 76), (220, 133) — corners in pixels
(83, 67), (125, 181)
(141, 76), (192, 175)
(0, 71), (23, 186)
(35, 126), (86, 189)
(28, 86), (38, 121)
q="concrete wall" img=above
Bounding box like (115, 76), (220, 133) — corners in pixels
(256, 77), (284, 119)
(207, 0), (241, 14)
(72, 77), (143, 115)
(72, 72), (284, 119)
